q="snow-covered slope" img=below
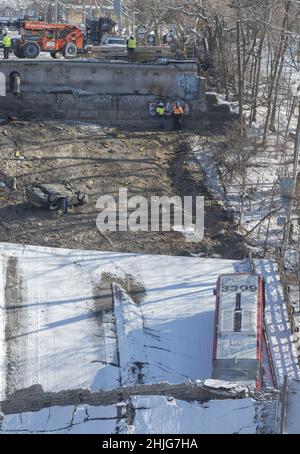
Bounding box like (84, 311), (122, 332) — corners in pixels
(0, 243), (239, 400)
(0, 243), (298, 403)
(286, 380), (300, 434)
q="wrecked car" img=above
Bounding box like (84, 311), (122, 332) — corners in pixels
(25, 182), (88, 214)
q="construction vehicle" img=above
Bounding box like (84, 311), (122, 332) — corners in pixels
(85, 17), (115, 45)
(13, 21), (84, 59)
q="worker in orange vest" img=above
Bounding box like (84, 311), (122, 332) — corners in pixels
(173, 102), (184, 131)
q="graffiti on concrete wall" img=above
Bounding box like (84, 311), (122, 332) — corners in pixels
(176, 73), (199, 100)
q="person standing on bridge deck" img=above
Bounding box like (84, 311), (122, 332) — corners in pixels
(173, 102), (184, 131)
(127, 34), (136, 62)
(3, 32), (11, 60)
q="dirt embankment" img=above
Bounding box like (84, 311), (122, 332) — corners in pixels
(0, 121), (245, 258)
(170, 137), (247, 259)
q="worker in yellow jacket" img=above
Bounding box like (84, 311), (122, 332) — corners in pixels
(3, 32), (11, 60)
(127, 35), (136, 62)
(156, 103), (166, 129)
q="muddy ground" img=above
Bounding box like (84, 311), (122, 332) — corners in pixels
(0, 120), (246, 259)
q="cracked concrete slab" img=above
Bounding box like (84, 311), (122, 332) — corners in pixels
(0, 242), (242, 404)
(0, 392), (278, 434)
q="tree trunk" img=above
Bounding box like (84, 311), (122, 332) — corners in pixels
(250, 29), (266, 123)
(216, 17), (229, 99)
(269, 37), (289, 131)
(263, 0), (291, 143)
(237, 15), (244, 136)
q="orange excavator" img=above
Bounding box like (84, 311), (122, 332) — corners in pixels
(14, 21), (84, 59)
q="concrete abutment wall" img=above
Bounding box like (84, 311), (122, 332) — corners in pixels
(0, 60), (205, 99)
(0, 60), (237, 128)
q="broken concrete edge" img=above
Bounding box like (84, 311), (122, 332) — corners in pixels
(0, 381), (279, 416)
(205, 92), (234, 113)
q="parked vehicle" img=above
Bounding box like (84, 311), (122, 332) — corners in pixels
(100, 35), (126, 47)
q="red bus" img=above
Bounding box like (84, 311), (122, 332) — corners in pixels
(212, 274), (264, 390)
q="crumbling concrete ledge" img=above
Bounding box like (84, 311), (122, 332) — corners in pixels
(0, 92), (238, 130)
(0, 381), (279, 416)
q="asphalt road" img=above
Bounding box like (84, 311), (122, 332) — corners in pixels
(1, 50), (57, 61)
(0, 49), (85, 61)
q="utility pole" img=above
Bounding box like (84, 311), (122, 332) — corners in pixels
(44, 4), (48, 22)
(119, 0), (122, 34)
(236, 15), (244, 137)
(280, 375), (288, 434)
(132, 8), (135, 35)
(113, 0), (122, 33)
(55, 0), (58, 23)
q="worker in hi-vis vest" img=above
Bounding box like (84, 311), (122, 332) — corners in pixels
(156, 103), (166, 129)
(3, 32), (11, 60)
(127, 34), (136, 62)
(173, 102), (184, 131)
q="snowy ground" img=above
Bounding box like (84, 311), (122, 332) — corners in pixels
(194, 73), (300, 258)
(0, 403), (118, 434)
(193, 134), (293, 257)
(233, 259), (300, 386)
(123, 395), (275, 435)
(193, 99), (300, 359)
(285, 380), (300, 434)
(0, 395), (273, 434)
(254, 260), (300, 386)
(0, 243), (298, 405)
